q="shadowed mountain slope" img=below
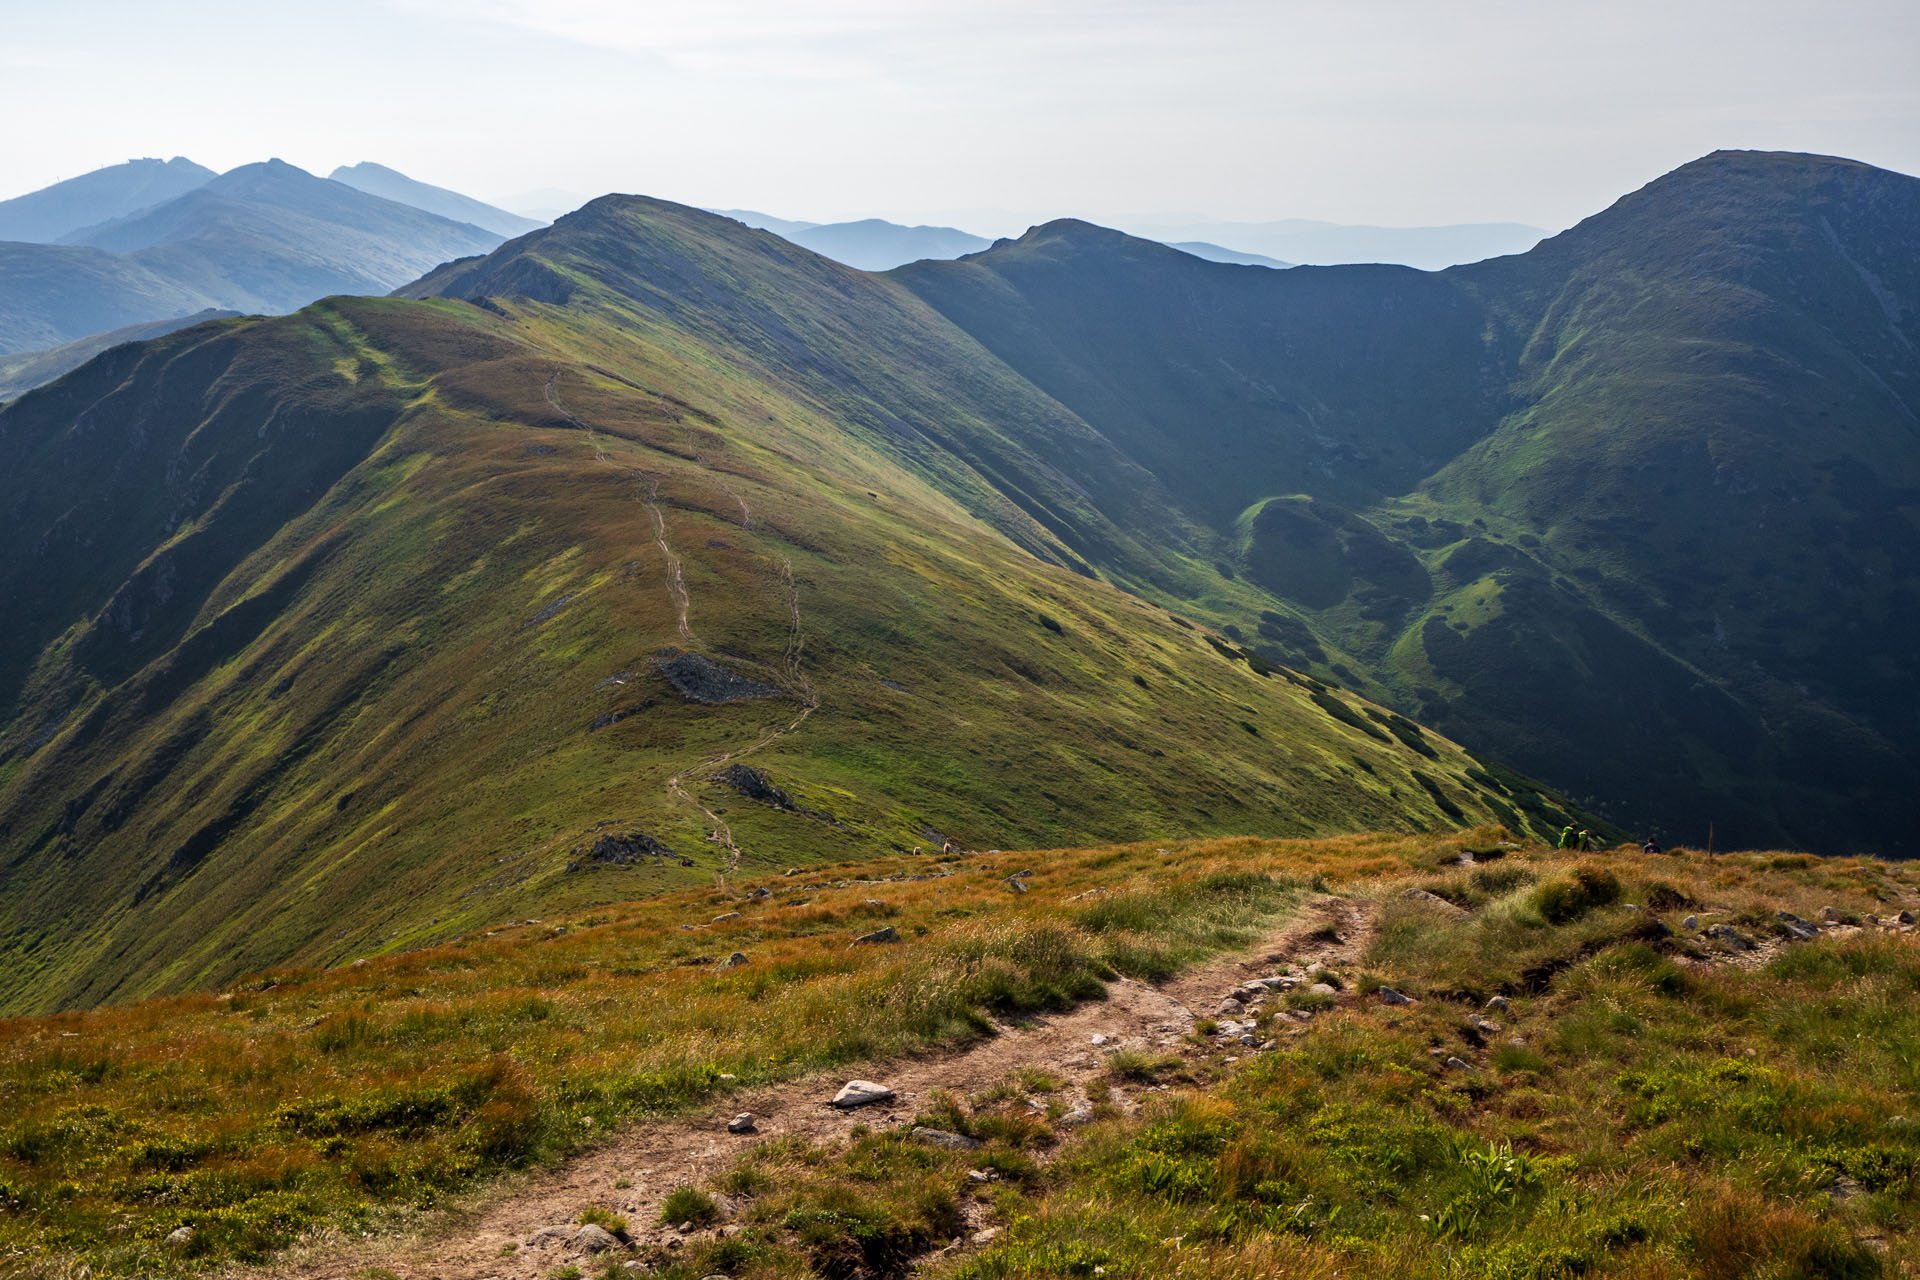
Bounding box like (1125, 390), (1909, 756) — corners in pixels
(0, 199), (1529, 1014)
(894, 151), (1920, 855)
(0, 308), (239, 401)
(0, 240), (223, 353)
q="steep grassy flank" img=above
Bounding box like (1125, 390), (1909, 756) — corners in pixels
(894, 151), (1920, 856)
(4, 833), (1915, 1277)
(0, 204), (1525, 1013)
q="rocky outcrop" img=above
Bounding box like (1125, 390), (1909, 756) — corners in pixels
(656, 651), (779, 703)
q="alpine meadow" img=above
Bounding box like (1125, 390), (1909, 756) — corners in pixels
(1, 132), (1918, 1280)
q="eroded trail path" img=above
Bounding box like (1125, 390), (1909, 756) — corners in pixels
(543, 366), (818, 875)
(249, 898), (1375, 1280)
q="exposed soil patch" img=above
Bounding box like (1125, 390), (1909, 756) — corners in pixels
(244, 898), (1374, 1280)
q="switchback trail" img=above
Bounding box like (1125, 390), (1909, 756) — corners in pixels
(245, 898), (1376, 1280)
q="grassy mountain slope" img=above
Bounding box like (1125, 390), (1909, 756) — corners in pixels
(4, 833), (1917, 1277)
(893, 151), (1920, 856)
(0, 309), (241, 402)
(0, 156), (214, 243)
(329, 161), (545, 238)
(0, 199), (1538, 1014)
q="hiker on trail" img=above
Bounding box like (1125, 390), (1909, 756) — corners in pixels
(1643, 837), (1661, 855)
(1577, 829), (1594, 851)
(1557, 824), (1579, 849)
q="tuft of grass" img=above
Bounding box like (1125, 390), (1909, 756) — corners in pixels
(659, 1186), (718, 1227)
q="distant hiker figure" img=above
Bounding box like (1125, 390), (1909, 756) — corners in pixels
(1577, 829), (1594, 851)
(942, 839), (957, 855)
(1643, 838), (1661, 855)
(1557, 825), (1579, 849)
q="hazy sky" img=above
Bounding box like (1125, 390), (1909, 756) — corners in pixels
(3, 0), (1916, 234)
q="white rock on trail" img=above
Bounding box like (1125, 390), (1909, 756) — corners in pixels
(830, 1080), (896, 1109)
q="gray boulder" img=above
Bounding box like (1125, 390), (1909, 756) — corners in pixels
(574, 1224), (621, 1253)
(913, 1125), (982, 1150)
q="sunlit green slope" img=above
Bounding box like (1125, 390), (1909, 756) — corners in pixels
(0, 199), (1542, 1013)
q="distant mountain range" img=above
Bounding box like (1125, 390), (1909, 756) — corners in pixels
(0, 156), (215, 243)
(715, 208), (1298, 271)
(0, 158), (509, 367)
(329, 162), (543, 238)
(1124, 217), (1547, 270)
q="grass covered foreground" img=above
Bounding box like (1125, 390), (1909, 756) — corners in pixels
(6, 831), (1920, 1279)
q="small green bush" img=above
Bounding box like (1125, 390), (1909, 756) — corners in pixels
(1531, 865), (1622, 925)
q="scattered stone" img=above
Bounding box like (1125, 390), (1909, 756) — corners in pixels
(713, 911), (741, 923)
(1058, 1102), (1096, 1128)
(1706, 924), (1755, 951)
(748, 887), (771, 899)
(165, 1226), (193, 1248)
(712, 763), (794, 808)
(1683, 914), (1699, 930)
(971, 1227), (1001, 1244)
(728, 1113), (757, 1133)
(913, 1126), (982, 1150)
(578, 830), (678, 868)
(657, 651), (780, 703)
(1485, 995), (1513, 1015)
(852, 926), (900, 945)
(1090, 1034), (1110, 1046)
(528, 1225), (573, 1245)
(966, 1169), (998, 1184)
(1444, 1056), (1472, 1071)
(830, 1080), (896, 1109)
(1309, 982), (1338, 996)
(1239, 1033), (1259, 1047)
(718, 1073), (738, 1082)
(1776, 912), (1819, 941)
(1378, 987), (1415, 1006)
(1404, 888), (1469, 916)
(1218, 998), (1247, 1015)
(1471, 1017), (1502, 1035)
(1006, 877), (1029, 894)
(1902, 911), (1915, 926)
(574, 1224), (621, 1253)
(1260, 1039), (1278, 1051)
(784, 868), (801, 876)
(1823, 906), (1840, 922)
(725, 952), (750, 967)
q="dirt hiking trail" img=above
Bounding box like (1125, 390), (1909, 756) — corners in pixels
(245, 898), (1375, 1280)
